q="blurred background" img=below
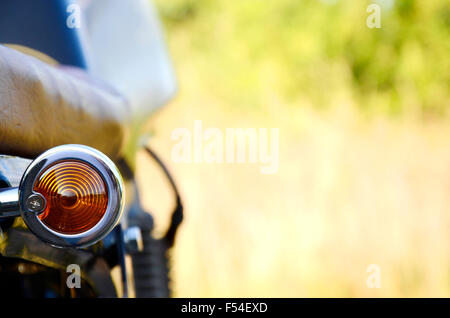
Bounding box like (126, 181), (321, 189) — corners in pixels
(137, 0), (449, 297)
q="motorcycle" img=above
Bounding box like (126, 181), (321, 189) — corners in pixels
(0, 0), (182, 297)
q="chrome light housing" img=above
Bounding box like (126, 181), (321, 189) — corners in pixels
(18, 144), (124, 248)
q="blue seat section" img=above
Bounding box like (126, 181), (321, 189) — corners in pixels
(0, 0), (87, 68)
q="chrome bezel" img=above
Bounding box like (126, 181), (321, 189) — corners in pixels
(18, 144), (125, 248)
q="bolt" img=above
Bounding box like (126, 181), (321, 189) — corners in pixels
(124, 227), (143, 253)
(25, 193), (46, 213)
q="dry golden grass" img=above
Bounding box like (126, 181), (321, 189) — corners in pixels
(134, 2), (450, 295)
(135, 79), (450, 297)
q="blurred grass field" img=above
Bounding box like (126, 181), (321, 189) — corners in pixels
(137, 0), (450, 297)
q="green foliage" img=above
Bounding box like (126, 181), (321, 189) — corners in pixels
(155, 0), (450, 117)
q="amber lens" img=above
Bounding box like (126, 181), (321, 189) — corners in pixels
(33, 160), (109, 234)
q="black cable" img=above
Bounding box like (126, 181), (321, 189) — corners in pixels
(143, 146), (183, 247)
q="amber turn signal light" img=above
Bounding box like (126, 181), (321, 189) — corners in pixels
(19, 145), (124, 248)
(33, 160), (109, 235)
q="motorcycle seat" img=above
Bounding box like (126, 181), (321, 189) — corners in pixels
(0, 45), (130, 160)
